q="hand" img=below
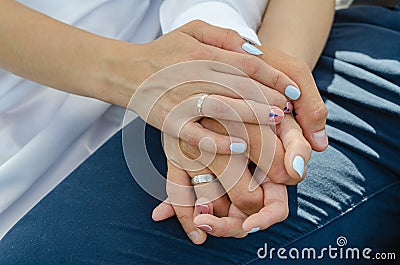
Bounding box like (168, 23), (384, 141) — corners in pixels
(125, 20), (302, 155)
(153, 114), (310, 244)
(152, 162), (288, 244)
(207, 41), (329, 152)
(176, 115), (311, 186)
(259, 47), (329, 152)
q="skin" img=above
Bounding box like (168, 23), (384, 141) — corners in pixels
(0, 0), (303, 155)
(0, 0), (332, 245)
(154, 1), (335, 244)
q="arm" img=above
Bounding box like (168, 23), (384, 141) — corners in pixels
(258, 0), (335, 69)
(255, 1), (334, 151)
(2, 0), (302, 156)
(0, 0), (136, 107)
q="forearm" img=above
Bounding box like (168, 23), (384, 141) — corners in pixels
(258, 0), (335, 69)
(0, 0), (143, 107)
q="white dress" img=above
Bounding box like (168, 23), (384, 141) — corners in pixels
(0, 0), (267, 238)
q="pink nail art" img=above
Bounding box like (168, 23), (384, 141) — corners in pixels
(269, 107), (284, 123)
(196, 224), (213, 232)
(195, 203), (209, 215)
(283, 102), (293, 113)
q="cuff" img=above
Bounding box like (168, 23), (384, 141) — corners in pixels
(160, 1), (262, 46)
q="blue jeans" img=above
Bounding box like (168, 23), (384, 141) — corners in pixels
(1, 6), (399, 265)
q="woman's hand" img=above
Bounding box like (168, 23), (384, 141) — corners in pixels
(259, 47), (329, 152)
(0, 1), (300, 155)
(124, 21), (302, 154)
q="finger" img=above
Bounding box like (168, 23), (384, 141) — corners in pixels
(178, 136), (264, 215)
(180, 21), (300, 100)
(152, 198), (175, 221)
(197, 94), (285, 125)
(187, 168), (230, 218)
(262, 47), (329, 151)
(194, 198), (213, 216)
(200, 118), (296, 185)
(194, 204), (248, 238)
(204, 73), (288, 109)
(166, 161), (206, 245)
(277, 115), (312, 181)
(209, 47), (301, 102)
(179, 20), (262, 55)
(178, 122), (248, 155)
(242, 181), (288, 232)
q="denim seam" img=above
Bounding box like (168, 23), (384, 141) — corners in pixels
(239, 181), (400, 265)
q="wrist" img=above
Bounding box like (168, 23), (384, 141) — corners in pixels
(92, 39), (150, 108)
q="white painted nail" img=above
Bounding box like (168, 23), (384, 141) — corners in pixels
(293, 156), (305, 178)
(248, 227), (261, 234)
(285, 85), (301, 100)
(230, 142), (247, 154)
(242, 43), (263, 55)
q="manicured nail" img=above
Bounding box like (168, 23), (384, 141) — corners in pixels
(312, 129), (329, 147)
(293, 156), (305, 178)
(188, 231), (200, 242)
(285, 85), (301, 100)
(195, 203), (209, 215)
(248, 227), (260, 234)
(283, 102), (293, 113)
(269, 107), (284, 123)
(196, 224), (213, 233)
(230, 142), (247, 153)
(242, 42), (263, 55)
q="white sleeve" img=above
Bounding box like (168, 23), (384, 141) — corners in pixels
(159, 0), (268, 46)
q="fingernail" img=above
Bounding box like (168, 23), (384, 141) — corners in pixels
(195, 203), (209, 215)
(283, 101), (293, 113)
(285, 85), (301, 100)
(293, 156), (305, 178)
(196, 224), (213, 233)
(230, 142), (247, 154)
(248, 227), (260, 234)
(312, 130), (329, 147)
(242, 43), (263, 55)
(188, 231), (200, 242)
(269, 107), (284, 123)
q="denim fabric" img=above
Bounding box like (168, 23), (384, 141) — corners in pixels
(1, 6), (399, 265)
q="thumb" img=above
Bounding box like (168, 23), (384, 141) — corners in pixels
(152, 199), (175, 221)
(179, 20), (263, 56)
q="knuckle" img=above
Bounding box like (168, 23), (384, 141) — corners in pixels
(289, 58), (309, 75)
(189, 46), (213, 60)
(233, 78), (253, 98)
(188, 19), (206, 28)
(210, 101), (230, 116)
(271, 70), (281, 89)
(175, 211), (192, 221)
(224, 29), (239, 43)
(242, 56), (260, 77)
(233, 192), (263, 214)
(309, 104), (328, 123)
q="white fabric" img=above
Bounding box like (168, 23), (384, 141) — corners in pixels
(0, 0), (268, 239)
(0, 0), (163, 215)
(160, 0), (268, 45)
